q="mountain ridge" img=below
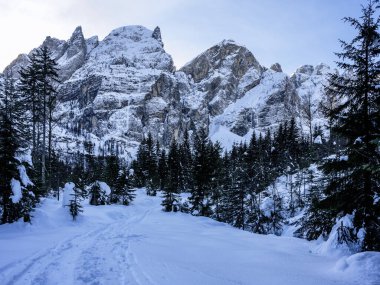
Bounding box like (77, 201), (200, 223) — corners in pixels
(1, 25), (333, 158)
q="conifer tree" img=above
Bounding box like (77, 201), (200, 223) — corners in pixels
(89, 181), (108, 205)
(224, 144), (248, 229)
(162, 140), (180, 212)
(114, 170), (136, 205)
(179, 128), (193, 191)
(69, 185), (83, 220)
(103, 154), (120, 201)
(19, 46), (59, 193)
(0, 73), (36, 223)
(145, 132), (158, 195)
(209, 141), (223, 220)
(189, 128), (213, 216)
(158, 149), (168, 191)
(320, 0), (380, 251)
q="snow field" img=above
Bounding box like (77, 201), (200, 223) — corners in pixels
(0, 189), (378, 285)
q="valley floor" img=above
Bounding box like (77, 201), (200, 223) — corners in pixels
(0, 189), (378, 285)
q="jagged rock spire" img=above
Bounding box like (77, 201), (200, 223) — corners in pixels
(152, 26), (163, 47)
(69, 26), (84, 43)
(270, 63), (282, 72)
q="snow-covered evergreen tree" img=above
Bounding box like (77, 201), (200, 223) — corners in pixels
(69, 185), (83, 221)
(114, 170), (136, 206)
(0, 73), (37, 223)
(319, 0), (380, 251)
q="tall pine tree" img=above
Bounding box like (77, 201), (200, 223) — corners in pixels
(321, 0), (380, 251)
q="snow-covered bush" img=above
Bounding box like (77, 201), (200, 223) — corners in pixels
(316, 214), (360, 255)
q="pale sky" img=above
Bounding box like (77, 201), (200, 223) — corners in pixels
(0, 0), (368, 74)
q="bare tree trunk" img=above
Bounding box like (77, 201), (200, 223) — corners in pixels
(41, 89), (47, 192)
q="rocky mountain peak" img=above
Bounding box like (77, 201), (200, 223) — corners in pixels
(80, 25), (174, 74)
(295, 64), (314, 75)
(314, 63), (331, 75)
(152, 26), (163, 47)
(70, 26), (84, 40)
(41, 36), (68, 60)
(181, 40), (261, 84)
(55, 26), (87, 81)
(270, 63), (283, 72)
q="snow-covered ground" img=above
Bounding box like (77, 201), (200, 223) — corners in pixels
(0, 189), (378, 285)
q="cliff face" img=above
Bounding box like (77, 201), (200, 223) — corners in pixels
(2, 25), (332, 158)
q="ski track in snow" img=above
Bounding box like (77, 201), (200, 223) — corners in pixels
(0, 190), (377, 285)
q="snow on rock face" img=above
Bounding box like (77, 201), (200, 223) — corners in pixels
(56, 26), (87, 81)
(3, 25), (333, 156)
(210, 69), (295, 138)
(180, 40), (263, 121)
(85, 36), (99, 57)
(55, 26), (176, 158)
(292, 63), (331, 137)
(75, 25), (174, 76)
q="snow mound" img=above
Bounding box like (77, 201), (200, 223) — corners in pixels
(334, 252), (380, 285)
(62, 182), (76, 207)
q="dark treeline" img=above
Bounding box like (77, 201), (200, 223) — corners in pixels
(131, 119), (329, 236)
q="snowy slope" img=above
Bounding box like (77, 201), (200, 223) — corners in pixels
(0, 189), (378, 285)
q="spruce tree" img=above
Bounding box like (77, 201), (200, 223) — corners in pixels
(114, 170), (136, 205)
(145, 132), (158, 195)
(162, 140), (180, 212)
(19, 46), (59, 194)
(69, 185), (83, 220)
(89, 181), (108, 205)
(225, 144), (248, 229)
(179, 128), (193, 191)
(320, 0), (380, 251)
(158, 149), (168, 191)
(102, 153), (120, 202)
(189, 128), (213, 216)
(0, 73), (36, 223)
(209, 141), (223, 221)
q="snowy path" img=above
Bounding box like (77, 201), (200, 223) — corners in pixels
(0, 190), (377, 285)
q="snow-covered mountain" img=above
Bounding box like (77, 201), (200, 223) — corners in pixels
(2, 25), (332, 157)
